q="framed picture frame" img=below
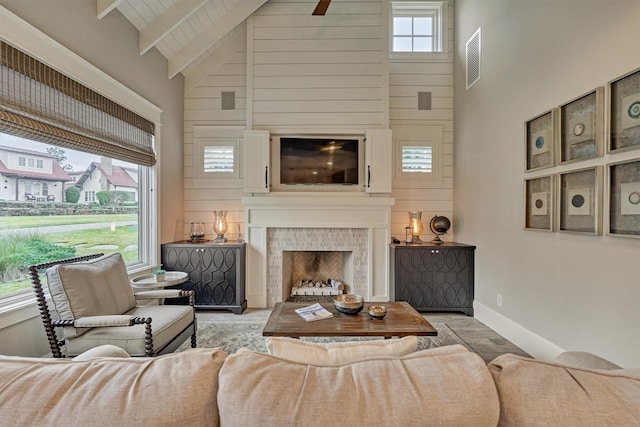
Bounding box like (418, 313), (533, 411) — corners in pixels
(558, 166), (602, 235)
(558, 88), (604, 164)
(525, 109), (556, 171)
(608, 67), (640, 153)
(607, 158), (640, 238)
(524, 175), (554, 231)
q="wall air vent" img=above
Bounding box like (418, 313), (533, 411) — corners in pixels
(465, 27), (481, 90)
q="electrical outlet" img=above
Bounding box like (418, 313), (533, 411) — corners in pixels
(497, 294), (503, 307)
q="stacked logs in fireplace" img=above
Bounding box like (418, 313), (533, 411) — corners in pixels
(290, 278), (344, 296)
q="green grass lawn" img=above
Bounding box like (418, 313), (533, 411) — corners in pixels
(0, 215), (138, 296)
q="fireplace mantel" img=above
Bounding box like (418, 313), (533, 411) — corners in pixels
(241, 194), (394, 307)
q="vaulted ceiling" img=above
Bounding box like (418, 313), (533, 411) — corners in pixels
(98, 0), (334, 88)
(98, 0), (267, 84)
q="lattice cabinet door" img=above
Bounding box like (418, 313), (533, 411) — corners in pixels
(161, 242), (246, 314)
(391, 243), (475, 316)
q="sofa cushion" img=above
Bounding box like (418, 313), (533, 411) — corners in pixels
(554, 350), (623, 370)
(46, 253), (136, 338)
(488, 354), (640, 426)
(264, 335), (418, 365)
(218, 344), (499, 427)
(0, 348), (226, 427)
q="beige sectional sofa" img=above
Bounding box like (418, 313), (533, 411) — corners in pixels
(0, 341), (638, 427)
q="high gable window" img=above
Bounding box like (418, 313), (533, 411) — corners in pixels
(391, 1), (448, 56)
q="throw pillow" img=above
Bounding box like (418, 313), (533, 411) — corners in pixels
(265, 335), (418, 365)
(73, 344), (130, 360)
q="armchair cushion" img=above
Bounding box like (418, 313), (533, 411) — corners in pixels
(46, 253), (136, 338)
(64, 304), (195, 357)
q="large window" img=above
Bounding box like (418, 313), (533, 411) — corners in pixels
(0, 9), (160, 311)
(0, 134), (147, 300)
(391, 1), (448, 56)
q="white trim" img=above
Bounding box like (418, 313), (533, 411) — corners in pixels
(0, 6), (162, 123)
(0, 294), (40, 329)
(474, 300), (566, 361)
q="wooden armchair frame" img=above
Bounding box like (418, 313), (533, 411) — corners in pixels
(29, 253), (197, 357)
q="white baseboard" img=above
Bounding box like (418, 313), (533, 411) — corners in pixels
(473, 300), (565, 361)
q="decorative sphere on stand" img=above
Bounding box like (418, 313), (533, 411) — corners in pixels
(429, 215), (451, 244)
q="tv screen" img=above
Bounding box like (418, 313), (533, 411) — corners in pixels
(280, 137), (359, 185)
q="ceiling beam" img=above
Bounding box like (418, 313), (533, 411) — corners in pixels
(139, 0), (208, 55)
(184, 29), (243, 94)
(168, 0), (267, 79)
(96, 0), (125, 20)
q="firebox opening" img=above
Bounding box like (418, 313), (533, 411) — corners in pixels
(282, 250), (353, 300)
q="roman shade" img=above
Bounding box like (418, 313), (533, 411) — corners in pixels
(0, 41), (156, 166)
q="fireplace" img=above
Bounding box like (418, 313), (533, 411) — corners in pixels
(269, 228), (367, 305)
(242, 194), (394, 307)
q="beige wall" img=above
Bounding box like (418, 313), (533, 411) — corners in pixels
(454, 0), (640, 367)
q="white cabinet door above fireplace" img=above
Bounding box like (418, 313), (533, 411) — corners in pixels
(365, 129), (392, 193)
(243, 130), (270, 193)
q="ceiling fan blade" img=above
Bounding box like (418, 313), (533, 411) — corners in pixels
(312, 0), (331, 16)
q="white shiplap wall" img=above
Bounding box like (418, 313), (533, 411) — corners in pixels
(183, 0), (455, 243)
(388, 1), (455, 241)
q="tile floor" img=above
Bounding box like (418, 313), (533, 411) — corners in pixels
(196, 308), (531, 364)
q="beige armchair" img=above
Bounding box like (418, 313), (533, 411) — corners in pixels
(29, 253), (197, 357)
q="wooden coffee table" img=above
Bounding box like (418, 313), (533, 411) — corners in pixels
(262, 301), (437, 338)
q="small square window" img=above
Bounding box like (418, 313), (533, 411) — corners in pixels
(204, 146), (234, 173)
(193, 126), (243, 181)
(402, 146), (432, 173)
(391, 1), (448, 55)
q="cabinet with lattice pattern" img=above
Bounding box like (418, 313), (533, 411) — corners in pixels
(391, 243), (475, 316)
(161, 242), (246, 314)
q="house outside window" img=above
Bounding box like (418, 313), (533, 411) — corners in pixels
(36, 159), (43, 169)
(18, 156), (25, 166)
(0, 135), (146, 301)
(390, 1), (449, 59)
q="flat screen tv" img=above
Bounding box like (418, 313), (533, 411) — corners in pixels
(280, 137), (359, 185)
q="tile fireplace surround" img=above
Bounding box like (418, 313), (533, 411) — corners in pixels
(241, 195), (395, 308)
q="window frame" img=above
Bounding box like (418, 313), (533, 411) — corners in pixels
(393, 126), (444, 188)
(0, 7), (161, 322)
(193, 126), (244, 185)
(390, 1), (450, 62)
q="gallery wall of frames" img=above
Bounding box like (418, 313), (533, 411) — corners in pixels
(523, 67), (640, 238)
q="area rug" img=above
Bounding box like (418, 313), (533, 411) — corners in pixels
(178, 320), (469, 354)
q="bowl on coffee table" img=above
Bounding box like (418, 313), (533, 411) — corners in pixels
(333, 294), (364, 315)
